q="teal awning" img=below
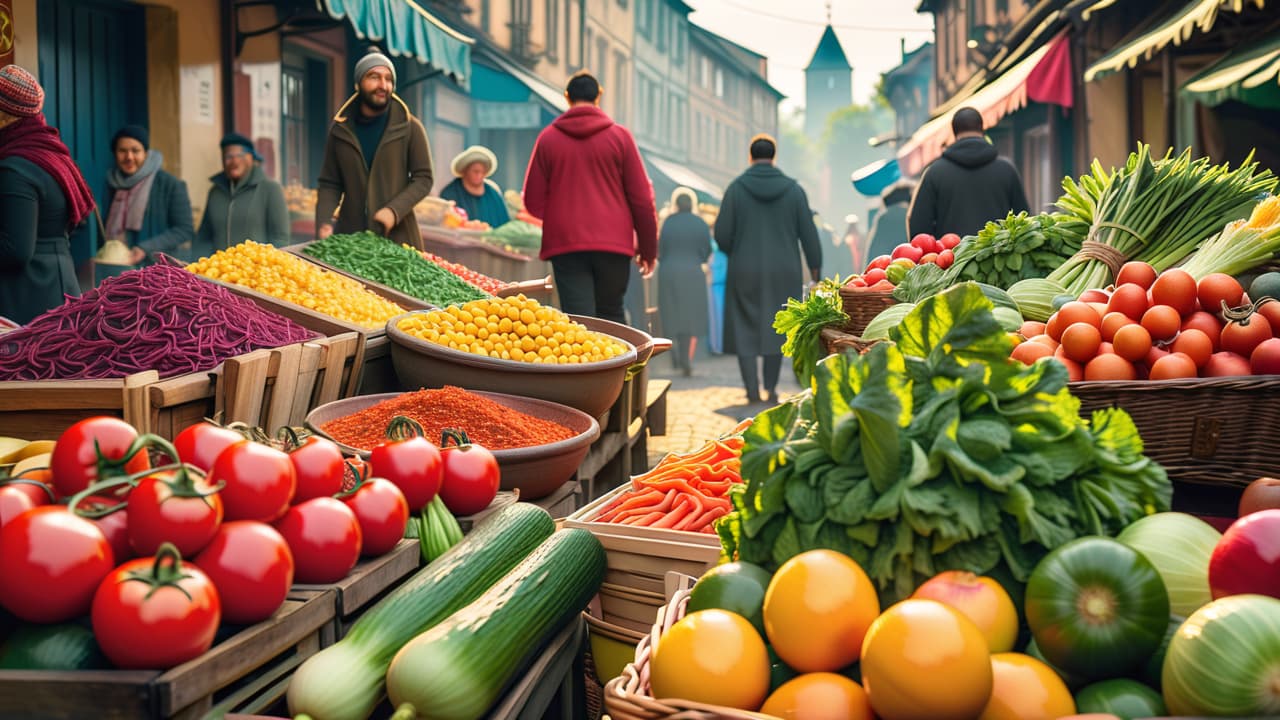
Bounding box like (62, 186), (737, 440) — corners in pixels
(644, 154), (723, 204)
(320, 0), (474, 89)
(1183, 32), (1280, 109)
(469, 47), (568, 128)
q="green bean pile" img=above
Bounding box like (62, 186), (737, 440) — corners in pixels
(304, 232), (490, 307)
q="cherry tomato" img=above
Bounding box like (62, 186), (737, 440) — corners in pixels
(342, 477), (409, 557)
(173, 422), (245, 472)
(439, 431), (501, 517)
(49, 417), (151, 499)
(288, 436), (345, 503)
(194, 521), (294, 624)
(208, 441), (296, 522)
(92, 544), (220, 669)
(369, 419), (442, 513)
(127, 468), (224, 557)
(0, 485), (40, 528)
(75, 494), (133, 563)
(0, 506), (115, 623)
(273, 498), (362, 584)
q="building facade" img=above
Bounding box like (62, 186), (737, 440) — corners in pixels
(631, 0), (690, 164)
(803, 24), (852, 137)
(584, 0), (634, 125)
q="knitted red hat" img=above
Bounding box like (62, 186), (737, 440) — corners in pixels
(0, 65), (45, 118)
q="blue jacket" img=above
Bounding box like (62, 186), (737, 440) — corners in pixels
(106, 169), (195, 261)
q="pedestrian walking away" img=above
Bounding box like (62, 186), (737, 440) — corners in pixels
(866, 180), (914, 261)
(195, 132), (290, 256)
(101, 123), (195, 269)
(658, 186), (712, 376)
(715, 134), (822, 405)
(907, 106), (1030, 239)
(0, 65), (96, 324)
(522, 70), (658, 325)
(439, 145), (511, 228)
(315, 47), (434, 250)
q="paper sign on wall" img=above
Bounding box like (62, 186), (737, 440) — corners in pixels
(181, 65), (216, 126)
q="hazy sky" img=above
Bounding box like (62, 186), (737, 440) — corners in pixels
(685, 0), (935, 112)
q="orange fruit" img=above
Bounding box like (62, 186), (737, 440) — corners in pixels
(649, 609), (770, 709)
(1084, 353), (1136, 381)
(760, 673), (875, 720)
(1111, 324), (1152, 362)
(861, 599), (993, 720)
(978, 652), (1076, 720)
(1060, 322), (1102, 363)
(764, 550), (880, 673)
(912, 571), (1019, 653)
(1170, 328), (1213, 368)
(1141, 305), (1182, 342)
(1100, 312), (1131, 342)
(1011, 341), (1053, 365)
(1056, 301), (1102, 330)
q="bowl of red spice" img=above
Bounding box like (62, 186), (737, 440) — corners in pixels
(305, 386), (600, 500)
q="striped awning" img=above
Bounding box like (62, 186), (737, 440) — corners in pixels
(320, 0), (474, 88)
(1183, 32), (1280, 108)
(1084, 0), (1268, 82)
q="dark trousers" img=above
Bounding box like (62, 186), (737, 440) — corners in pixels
(671, 333), (695, 373)
(550, 251), (631, 325)
(738, 354), (782, 401)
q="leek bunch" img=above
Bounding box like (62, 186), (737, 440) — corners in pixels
(1180, 196), (1280, 280)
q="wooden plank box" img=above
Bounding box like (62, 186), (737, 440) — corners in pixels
(282, 242), (436, 313)
(0, 591), (335, 720)
(289, 539), (421, 643)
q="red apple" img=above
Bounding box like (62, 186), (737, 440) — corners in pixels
(1209, 509), (1280, 599)
(911, 570), (1018, 652)
(867, 255), (892, 272)
(863, 268), (887, 285)
(936, 248), (955, 270)
(939, 233), (962, 249)
(1079, 288), (1112, 304)
(1251, 338), (1280, 375)
(848, 277), (868, 288)
(1240, 477), (1280, 518)
(1203, 351), (1252, 377)
(910, 233), (938, 253)
(892, 243), (925, 263)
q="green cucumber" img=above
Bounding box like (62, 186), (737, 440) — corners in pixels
(286, 503), (556, 720)
(386, 528), (606, 720)
(0, 622), (108, 670)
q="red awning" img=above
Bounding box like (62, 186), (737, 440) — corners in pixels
(897, 32), (1074, 176)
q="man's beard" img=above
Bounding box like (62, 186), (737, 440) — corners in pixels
(359, 88), (390, 113)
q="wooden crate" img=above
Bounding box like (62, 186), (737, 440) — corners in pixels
(289, 539), (421, 643)
(532, 479), (584, 519)
(0, 592), (335, 720)
(488, 616), (588, 720)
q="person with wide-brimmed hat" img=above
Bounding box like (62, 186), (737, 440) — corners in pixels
(195, 132), (289, 254)
(0, 65), (97, 323)
(438, 145), (510, 228)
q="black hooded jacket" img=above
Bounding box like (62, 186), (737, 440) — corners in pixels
(906, 137), (1030, 238)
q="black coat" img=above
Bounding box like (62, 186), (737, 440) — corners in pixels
(105, 169), (196, 260)
(907, 137), (1030, 238)
(0, 157), (79, 324)
(714, 163), (822, 356)
(657, 211), (711, 338)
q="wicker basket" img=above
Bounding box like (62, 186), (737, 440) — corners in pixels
(1070, 375), (1280, 489)
(820, 325), (883, 358)
(602, 579), (775, 720)
(838, 286), (897, 336)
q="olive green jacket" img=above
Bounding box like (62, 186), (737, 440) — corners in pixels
(196, 164), (289, 253)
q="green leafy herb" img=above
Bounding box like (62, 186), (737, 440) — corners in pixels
(774, 278), (849, 386)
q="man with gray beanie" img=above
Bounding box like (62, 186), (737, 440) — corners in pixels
(315, 47), (434, 249)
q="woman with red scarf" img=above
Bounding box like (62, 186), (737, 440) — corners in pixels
(0, 65), (96, 324)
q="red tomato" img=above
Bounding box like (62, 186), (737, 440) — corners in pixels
(1106, 283), (1150, 321)
(939, 233), (962, 250)
(288, 436), (345, 503)
(369, 427), (442, 513)
(1151, 269), (1198, 316)
(0, 506), (115, 622)
(208, 441), (296, 522)
(1112, 324), (1153, 363)
(1100, 312), (1131, 342)
(919, 252), (939, 265)
(910, 234), (937, 252)
(0, 485), (40, 528)
(75, 494), (132, 563)
(1251, 338), (1280, 375)
(1144, 344), (1170, 368)
(1054, 354), (1084, 382)
(194, 521), (294, 624)
(1079, 288), (1112, 304)
(92, 545), (220, 669)
(1060, 322), (1102, 363)
(1011, 341), (1053, 365)
(1255, 300), (1280, 334)
(127, 468), (224, 557)
(1204, 351), (1253, 377)
(1181, 311), (1223, 350)
(866, 255), (892, 272)
(936, 248), (955, 269)
(1197, 273), (1245, 315)
(342, 478), (409, 557)
(1170, 328), (1214, 368)
(892, 243), (924, 262)
(1115, 261), (1158, 290)
(439, 434), (501, 517)
(1221, 312), (1273, 358)
(173, 423), (245, 473)
(863, 268), (887, 285)
(49, 417), (151, 499)
(1150, 352), (1199, 380)
(1084, 353), (1137, 381)
(3, 469), (56, 507)
(273, 498), (362, 584)
(1141, 305), (1182, 342)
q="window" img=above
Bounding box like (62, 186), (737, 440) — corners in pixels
(597, 38), (609, 87)
(827, 76), (834, 90)
(714, 68), (724, 98)
(545, 0), (560, 60)
(637, 0), (649, 34)
(480, 0), (490, 33)
(673, 26), (684, 65)
(657, 4), (667, 51)
(282, 66), (306, 185)
(699, 56), (710, 88)
(584, 27), (593, 70)
(614, 51), (627, 122)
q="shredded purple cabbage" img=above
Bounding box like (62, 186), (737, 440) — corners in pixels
(0, 265), (320, 381)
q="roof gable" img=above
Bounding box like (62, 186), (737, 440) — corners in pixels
(806, 25), (852, 71)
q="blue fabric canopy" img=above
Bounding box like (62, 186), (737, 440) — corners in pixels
(320, 0), (474, 89)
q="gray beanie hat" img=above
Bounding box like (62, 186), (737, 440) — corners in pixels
(354, 48), (396, 86)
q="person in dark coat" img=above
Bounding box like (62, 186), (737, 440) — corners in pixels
(658, 187), (711, 376)
(0, 65), (96, 324)
(315, 47), (434, 250)
(103, 124), (195, 266)
(907, 107), (1029, 239)
(438, 145), (510, 228)
(195, 133), (290, 255)
(714, 135), (822, 405)
(867, 181), (914, 261)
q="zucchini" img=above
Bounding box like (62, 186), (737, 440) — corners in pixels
(286, 503), (556, 720)
(386, 528), (606, 720)
(0, 622), (108, 670)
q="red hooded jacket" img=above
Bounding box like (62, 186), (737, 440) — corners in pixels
(522, 106), (658, 262)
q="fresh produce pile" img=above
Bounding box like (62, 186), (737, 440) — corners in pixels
(774, 278), (848, 386)
(893, 213), (1087, 303)
(187, 240), (405, 329)
(667, 496), (1280, 719)
(303, 232), (490, 308)
(1013, 262), (1280, 380)
(588, 424), (748, 534)
(288, 506), (605, 720)
(719, 284), (1172, 601)
(482, 219), (543, 254)
(319, 386), (576, 453)
(420, 250), (511, 295)
(842, 231), (960, 292)
(395, 295), (628, 364)
(0, 265), (317, 381)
